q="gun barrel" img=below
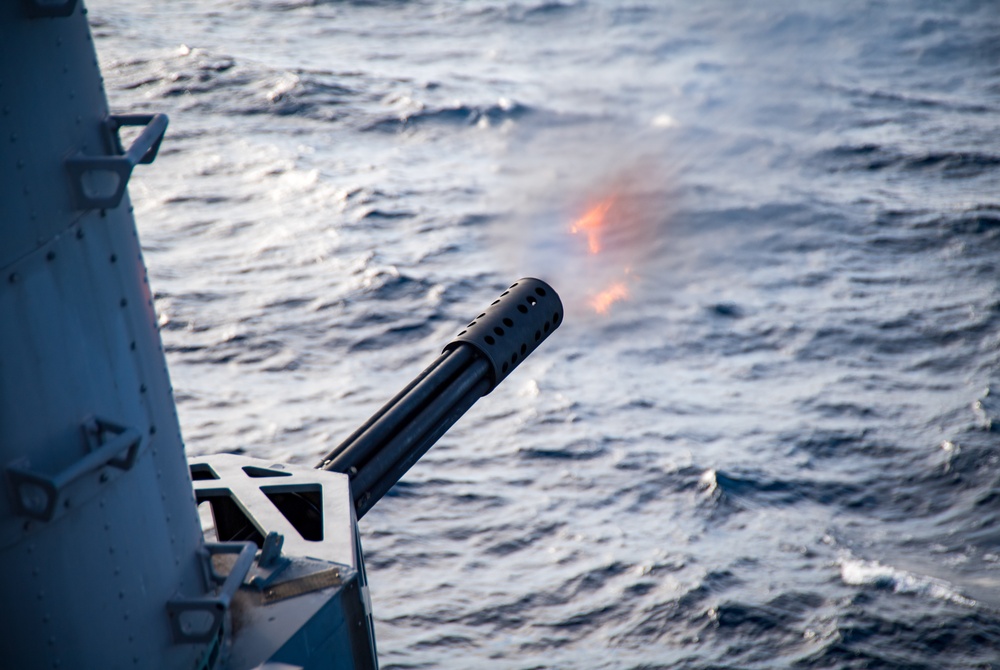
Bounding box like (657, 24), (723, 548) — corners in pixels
(317, 278), (563, 517)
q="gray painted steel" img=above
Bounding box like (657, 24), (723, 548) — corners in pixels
(188, 454), (377, 669)
(0, 3), (376, 668)
(0, 1), (217, 667)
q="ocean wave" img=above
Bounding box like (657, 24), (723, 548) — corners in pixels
(700, 469), (870, 513)
(362, 99), (534, 133)
(460, 0), (582, 25)
(910, 205), (1000, 242)
(802, 600), (1000, 670)
(793, 301), (998, 365)
(612, 569), (740, 647)
(786, 428), (875, 459)
(823, 82), (997, 115)
(518, 438), (608, 461)
(838, 556), (976, 607)
(817, 143), (1000, 178)
(106, 47), (366, 122)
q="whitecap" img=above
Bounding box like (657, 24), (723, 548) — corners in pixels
(651, 113), (677, 128)
(838, 555), (977, 607)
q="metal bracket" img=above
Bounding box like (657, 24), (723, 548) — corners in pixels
(66, 113), (168, 210)
(166, 541), (256, 644)
(5, 417), (142, 522)
(22, 0), (77, 18)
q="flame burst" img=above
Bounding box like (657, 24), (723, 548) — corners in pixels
(590, 281), (629, 314)
(570, 195), (616, 255)
(570, 193), (634, 314)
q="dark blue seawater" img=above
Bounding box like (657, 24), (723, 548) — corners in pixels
(90, 1), (1000, 667)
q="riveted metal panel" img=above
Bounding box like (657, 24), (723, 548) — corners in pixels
(0, 3), (216, 669)
(0, 0), (112, 269)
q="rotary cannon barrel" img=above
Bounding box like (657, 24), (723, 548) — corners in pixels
(318, 278), (563, 517)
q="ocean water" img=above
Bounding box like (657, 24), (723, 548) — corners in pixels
(87, 1), (1000, 667)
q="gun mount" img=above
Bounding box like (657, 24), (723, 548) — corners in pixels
(174, 279), (563, 668)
